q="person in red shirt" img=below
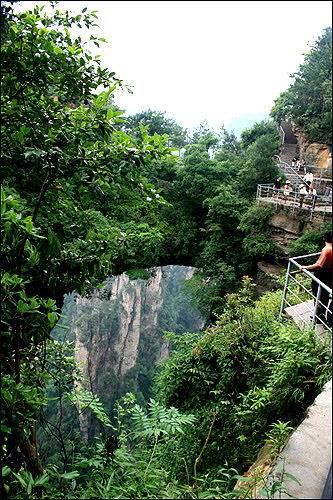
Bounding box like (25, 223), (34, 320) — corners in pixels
(300, 230), (332, 322)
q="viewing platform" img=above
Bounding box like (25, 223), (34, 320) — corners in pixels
(263, 254), (332, 498)
(256, 183), (332, 223)
(279, 252), (332, 340)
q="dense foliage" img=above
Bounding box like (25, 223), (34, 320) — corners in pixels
(154, 278), (331, 482)
(270, 27), (332, 144)
(1, 2), (331, 498)
(1, 1), (174, 492)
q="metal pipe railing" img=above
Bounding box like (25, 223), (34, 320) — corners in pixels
(279, 254), (332, 340)
(279, 126), (285, 153)
(256, 184), (332, 222)
(273, 155), (308, 190)
(273, 155), (330, 190)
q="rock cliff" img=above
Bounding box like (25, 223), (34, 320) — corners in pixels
(292, 124), (332, 177)
(71, 265), (204, 440)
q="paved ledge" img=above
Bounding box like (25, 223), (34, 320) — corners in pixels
(263, 378), (332, 499)
(285, 300), (332, 348)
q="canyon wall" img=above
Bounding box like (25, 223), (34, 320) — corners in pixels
(292, 124), (332, 178)
(266, 204), (331, 257)
(70, 265), (204, 440)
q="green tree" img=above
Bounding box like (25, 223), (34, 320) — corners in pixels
(238, 124), (280, 197)
(155, 278), (332, 480)
(270, 27), (332, 143)
(191, 119), (214, 143)
(238, 205), (282, 264)
(122, 108), (188, 149)
(1, 1), (173, 485)
(219, 125), (243, 155)
(240, 120), (276, 150)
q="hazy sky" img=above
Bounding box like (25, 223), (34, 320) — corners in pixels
(14, 1), (332, 134)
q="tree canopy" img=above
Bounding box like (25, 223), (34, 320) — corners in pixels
(121, 109), (188, 149)
(270, 27), (332, 144)
(1, 1), (174, 486)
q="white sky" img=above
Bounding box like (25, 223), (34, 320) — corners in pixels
(14, 1), (332, 135)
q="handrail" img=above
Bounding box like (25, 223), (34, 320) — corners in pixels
(272, 155), (328, 191)
(279, 254), (332, 339)
(273, 155), (305, 189)
(256, 184), (332, 222)
(279, 126), (285, 153)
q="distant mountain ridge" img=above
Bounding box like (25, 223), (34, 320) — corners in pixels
(226, 112), (271, 138)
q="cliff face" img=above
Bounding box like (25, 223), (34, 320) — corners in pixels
(71, 265), (204, 440)
(292, 124), (332, 177)
(265, 204), (331, 258)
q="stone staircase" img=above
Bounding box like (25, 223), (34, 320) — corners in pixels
(280, 120), (297, 144)
(278, 121), (330, 195)
(280, 122), (297, 162)
(279, 121), (300, 185)
(280, 143), (297, 165)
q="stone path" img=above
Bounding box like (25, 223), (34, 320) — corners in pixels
(260, 302), (332, 498)
(262, 379), (332, 499)
(285, 299), (332, 348)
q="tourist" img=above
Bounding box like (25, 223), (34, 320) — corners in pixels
(300, 230), (332, 323)
(310, 186), (317, 209)
(303, 171), (313, 191)
(283, 180), (291, 201)
(299, 184), (307, 208)
(272, 176), (281, 198)
(292, 157), (297, 168)
(299, 159), (306, 172)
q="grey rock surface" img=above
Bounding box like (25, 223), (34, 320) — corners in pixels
(261, 378), (332, 499)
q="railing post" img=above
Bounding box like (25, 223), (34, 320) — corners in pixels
(292, 190), (296, 215)
(311, 286), (322, 327)
(279, 126), (285, 153)
(310, 198), (315, 222)
(279, 260), (291, 320)
(256, 184), (260, 205)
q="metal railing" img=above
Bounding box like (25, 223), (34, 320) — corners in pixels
(279, 253), (332, 341)
(273, 155), (326, 190)
(256, 184), (332, 222)
(279, 126), (285, 153)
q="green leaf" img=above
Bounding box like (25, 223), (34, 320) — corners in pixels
(58, 471), (79, 480)
(25, 220), (33, 233)
(33, 474), (50, 487)
(1, 424), (12, 434)
(2, 466), (11, 477)
(12, 471), (27, 488)
(48, 312), (55, 325)
(284, 472), (302, 485)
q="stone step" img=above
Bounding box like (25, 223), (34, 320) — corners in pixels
(281, 120), (298, 144)
(285, 300), (332, 344)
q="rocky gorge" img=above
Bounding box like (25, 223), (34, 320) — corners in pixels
(55, 266), (204, 440)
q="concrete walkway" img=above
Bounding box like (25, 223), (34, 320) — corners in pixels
(285, 300), (332, 348)
(263, 378), (332, 499)
(259, 303), (332, 498)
